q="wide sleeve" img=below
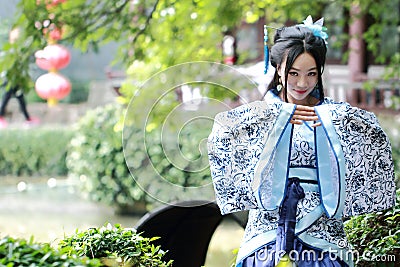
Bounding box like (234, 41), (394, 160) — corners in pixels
(328, 102), (396, 217)
(207, 101), (283, 215)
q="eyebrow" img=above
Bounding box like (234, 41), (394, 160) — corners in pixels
(290, 67), (317, 71)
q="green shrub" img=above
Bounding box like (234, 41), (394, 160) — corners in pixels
(67, 103), (214, 211)
(123, 120), (214, 205)
(378, 114), (400, 186)
(0, 225), (172, 267)
(344, 189), (400, 266)
(59, 223), (173, 267)
(66, 103), (147, 213)
(0, 127), (73, 176)
(0, 236), (101, 266)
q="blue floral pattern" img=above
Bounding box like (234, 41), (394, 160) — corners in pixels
(208, 92), (396, 266)
(290, 124), (316, 167)
(296, 191), (320, 219)
(325, 99), (396, 217)
(208, 100), (283, 214)
(306, 214), (350, 249)
(243, 209), (280, 242)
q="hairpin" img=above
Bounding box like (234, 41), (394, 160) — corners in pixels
(263, 25), (279, 74)
(263, 25), (269, 74)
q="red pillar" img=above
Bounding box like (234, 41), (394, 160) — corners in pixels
(347, 3), (368, 106)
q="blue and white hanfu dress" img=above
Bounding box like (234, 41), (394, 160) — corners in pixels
(207, 90), (396, 267)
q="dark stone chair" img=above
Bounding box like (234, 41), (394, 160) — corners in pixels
(135, 200), (247, 267)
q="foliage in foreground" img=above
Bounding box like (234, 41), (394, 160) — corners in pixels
(59, 224), (173, 267)
(344, 189), (400, 266)
(0, 224), (172, 267)
(0, 236), (101, 266)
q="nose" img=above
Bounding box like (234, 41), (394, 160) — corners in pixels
(297, 75), (308, 88)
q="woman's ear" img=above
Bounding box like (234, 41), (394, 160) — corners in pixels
(276, 64), (284, 78)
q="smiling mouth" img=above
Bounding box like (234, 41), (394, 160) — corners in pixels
(295, 90), (308, 94)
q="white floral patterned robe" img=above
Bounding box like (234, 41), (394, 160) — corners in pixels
(207, 90), (396, 266)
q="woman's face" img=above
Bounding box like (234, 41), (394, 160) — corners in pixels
(277, 52), (318, 105)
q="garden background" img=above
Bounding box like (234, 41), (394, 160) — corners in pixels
(0, 0), (399, 266)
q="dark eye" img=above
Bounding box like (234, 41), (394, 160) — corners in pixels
(289, 71), (298, 76)
(308, 72), (317, 76)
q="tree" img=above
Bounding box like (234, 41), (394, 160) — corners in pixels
(0, 0), (243, 93)
(0, 0), (398, 100)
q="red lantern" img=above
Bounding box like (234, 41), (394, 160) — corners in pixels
(49, 26), (63, 41)
(35, 44), (71, 71)
(34, 0), (70, 107)
(37, 0), (66, 8)
(35, 72), (71, 106)
(50, 0), (66, 4)
(42, 24), (63, 42)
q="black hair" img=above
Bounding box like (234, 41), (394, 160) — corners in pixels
(266, 25), (327, 102)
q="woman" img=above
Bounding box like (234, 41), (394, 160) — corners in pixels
(208, 16), (396, 267)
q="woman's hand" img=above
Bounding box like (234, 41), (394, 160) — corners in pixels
(290, 105), (321, 127)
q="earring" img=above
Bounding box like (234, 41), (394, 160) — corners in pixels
(313, 84), (322, 99)
(277, 77), (283, 91)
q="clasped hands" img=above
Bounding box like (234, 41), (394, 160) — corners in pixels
(290, 105), (321, 127)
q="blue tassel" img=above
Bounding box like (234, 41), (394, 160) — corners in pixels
(264, 25), (269, 74)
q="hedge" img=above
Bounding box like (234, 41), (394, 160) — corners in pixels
(0, 127), (73, 176)
(65, 103), (148, 214)
(66, 103), (213, 212)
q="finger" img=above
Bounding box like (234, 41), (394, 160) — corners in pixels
(295, 105), (315, 112)
(290, 119), (303, 125)
(293, 110), (317, 116)
(292, 115), (319, 121)
(311, 121), (322, 127)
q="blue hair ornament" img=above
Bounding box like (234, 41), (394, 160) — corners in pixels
(263, 25), (269, 74)
(299, 15), (328, 45)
